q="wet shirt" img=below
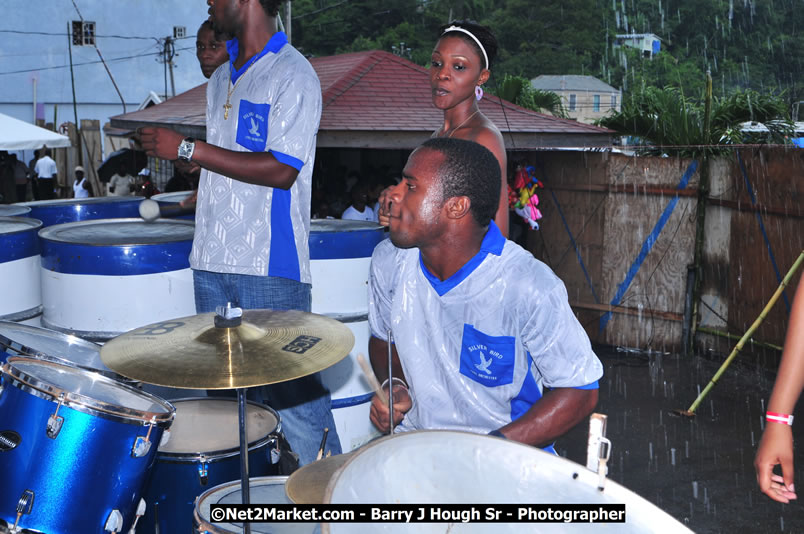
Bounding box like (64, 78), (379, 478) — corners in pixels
(191, 32), (321, 282)
(368, 222), (603, 437)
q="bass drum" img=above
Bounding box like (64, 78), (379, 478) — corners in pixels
(324, 430), (694, 533)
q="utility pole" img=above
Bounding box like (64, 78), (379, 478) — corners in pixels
(285, 1), (292, 44)
(159, 36), (177, 98)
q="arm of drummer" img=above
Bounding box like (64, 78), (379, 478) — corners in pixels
(138, 127), (299, 189)
(368, 336), (412, 431)
(497, 387), (598, 447)
(755, 281), (804, 503)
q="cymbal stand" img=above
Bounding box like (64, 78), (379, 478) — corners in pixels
(238, 387), (251, 534)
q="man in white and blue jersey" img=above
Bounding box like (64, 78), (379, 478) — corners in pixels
(138, 0), (339, 466)
(368, 138), (602, 450)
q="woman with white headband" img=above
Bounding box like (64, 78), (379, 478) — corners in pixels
(380, 21), (509, 236)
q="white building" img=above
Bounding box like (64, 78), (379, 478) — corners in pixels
(0, 1), (210, 157)
(614, 33), (662, 58)
(530, 75), (621, 125)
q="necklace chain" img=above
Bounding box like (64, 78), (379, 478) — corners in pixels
(223, 61), (257, 120)
(445, 110), (479, 138)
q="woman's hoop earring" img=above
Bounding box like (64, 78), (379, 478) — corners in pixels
(475, 85), (484, 101)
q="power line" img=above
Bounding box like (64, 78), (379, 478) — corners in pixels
(0, 29), (197, 41)
(0, 46), (194, 77)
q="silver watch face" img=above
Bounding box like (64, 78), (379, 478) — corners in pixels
(178, 139), (194, 160)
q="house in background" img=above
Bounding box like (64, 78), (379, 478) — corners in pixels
(614, 33), (662, 58)
(530, 75), (621, 125)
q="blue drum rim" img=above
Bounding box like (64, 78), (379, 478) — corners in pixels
(1, 356), (175, 427)
(39, 218), (194, 275)
(18, 196), (146, 208)
(157, 397), (280, 463)
(309, 222), (385, 260)
(0, 216), (42, 263)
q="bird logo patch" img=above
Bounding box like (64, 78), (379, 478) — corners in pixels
(459, 324), (515, 387)
(237, 99), (270, 152)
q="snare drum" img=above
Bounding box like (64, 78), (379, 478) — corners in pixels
(17, 196), (144, 227)
(324, 431), (694, 533)
(39, 218), (196, 341)
(140, 398), (281, 534)
(0, 357), (174, 534)
(194, 477), (316, 534)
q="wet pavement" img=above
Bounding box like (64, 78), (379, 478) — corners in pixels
(559, 347), (804, 533)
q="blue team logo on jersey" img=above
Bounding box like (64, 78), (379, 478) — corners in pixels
(459, 324), (515, 387)
(236, 100), (270, 152)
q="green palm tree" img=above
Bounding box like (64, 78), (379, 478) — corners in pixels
(597, 84), (793, 156)
(493, 74), (568, 119)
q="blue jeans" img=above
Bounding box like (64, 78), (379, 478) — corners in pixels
(193, 269), (342, 466)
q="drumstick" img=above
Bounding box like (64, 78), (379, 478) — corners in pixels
(357, 353), (388, 405)
(316, 427), (329, 461)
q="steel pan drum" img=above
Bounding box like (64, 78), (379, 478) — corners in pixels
(0, 205), (31, 217)
(311, 219), (385, 452)
(140, 398), (280, 534)
(323, 431), (693, 533)
(0, 217), (42, 325)
(194, 477), (316, 534)
(17, 196), (144, 227)
(39, 218), (196, 341)
(0, 357), (174, 534)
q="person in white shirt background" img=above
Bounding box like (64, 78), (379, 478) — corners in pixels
(341, 181), (378, 222)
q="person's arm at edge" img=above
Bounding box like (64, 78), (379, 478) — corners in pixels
(497, 386), (598, 447)
(755, 281), (804, 503)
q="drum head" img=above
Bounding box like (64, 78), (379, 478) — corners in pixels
(38, 218), (194, 246)
(196, 477), (315, 533)
(0, 321), (111, 376)
(3, 357), (173, 424)
(324, 430), (693, 533)
(159, 398), (279, 455)
(0, 205), (32, 217)
(0, 216), (41, 235)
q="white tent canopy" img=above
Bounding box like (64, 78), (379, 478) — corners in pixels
(0, 113), (72, 150)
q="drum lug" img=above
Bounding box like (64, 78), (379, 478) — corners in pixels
(104, 509), (123, 533)
(126, 498), (146, 534)
(131, 417), (156, 458)
(11, 489), (35, 532)
(197, 454), (209, 486)
(46, 393), (66, 439)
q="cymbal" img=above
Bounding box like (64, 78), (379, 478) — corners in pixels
(100, 310), (354, 389)
(285, 451), (355, 504)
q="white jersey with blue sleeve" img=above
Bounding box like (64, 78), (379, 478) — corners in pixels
(368, 222), (603, 437)
(190, 32), (321, 283)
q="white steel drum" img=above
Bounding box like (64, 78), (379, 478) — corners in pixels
(39, 218), (196, 341)
(324, 431), (694, 534)
(194, 476), (316, 534)
(310, 220), (386, 452)
(0, 217), (43, 325)
(0, 205), (31, 217)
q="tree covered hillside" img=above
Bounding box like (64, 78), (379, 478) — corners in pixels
(290, 0), (803, 105)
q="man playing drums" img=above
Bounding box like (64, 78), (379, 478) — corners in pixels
(368, 138), (602, 450)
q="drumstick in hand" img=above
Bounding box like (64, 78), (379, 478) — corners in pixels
(357, 353), (388, 405)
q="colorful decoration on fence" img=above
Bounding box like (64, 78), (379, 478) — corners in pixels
(509, 164), (543, 230)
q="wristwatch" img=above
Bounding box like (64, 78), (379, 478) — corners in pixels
(177, 137), (196, 161)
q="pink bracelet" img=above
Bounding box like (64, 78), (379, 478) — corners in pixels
(766, 412), (794, 425)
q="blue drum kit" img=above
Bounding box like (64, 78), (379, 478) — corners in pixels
(0, 307), (355, 534)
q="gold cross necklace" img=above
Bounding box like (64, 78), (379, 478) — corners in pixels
(223, 59), (258, 120)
